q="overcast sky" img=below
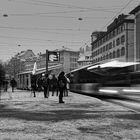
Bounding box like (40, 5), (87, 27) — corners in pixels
(0, 0), (139, 61)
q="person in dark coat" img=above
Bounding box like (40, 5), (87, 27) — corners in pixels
(58, 71), (67, 103)
(36, 75), (43, 92)
(31, 74), (36, 97)
(42, 73), (49, 98)
(64, 75), (70, 96)
(4, 80), (8, 92)
(10, 78), (17, 92)
(51, 74), (58, 96)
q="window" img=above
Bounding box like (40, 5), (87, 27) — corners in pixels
(120, 25), (123, 32)
(101, 47), (103, 53)
(121, 35), (125, 44)
(106, 44), (109, 51)
(116, 38), (120, 46)
(103, 46), (105, 52)
(113, 40), (115, 47)
(97, 49), (100, 55)
(121, 47), (125, 56)
(106, 54), (109, 59)
(101, 56), (102, 61)
(109, 52), (112, 59)
(113, 30), (115, 37)
(117, 49), (120, 57)
(113, 51), (116, 58)
(109, 42), (112, 49)
(100, 48), (102, 53)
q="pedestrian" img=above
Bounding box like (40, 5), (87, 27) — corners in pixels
(58, 71), (67, 103)
(31, 74), (36, 97)
(3, 80), (8, 92)
(51, 74), (58, 96)
(42, 73), (49, 98)
(64, 75), (70, 96)
(48, 74), (53, 95)
(10, 77), (17, 92)
(36, 75), (43, 92)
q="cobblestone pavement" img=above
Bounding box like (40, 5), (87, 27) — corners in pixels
(0, 89), (140, 140)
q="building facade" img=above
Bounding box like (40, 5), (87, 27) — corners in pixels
(130, 5), (140, 71)
(78, 45), (92, 68)
(91, 14), (134, 65)
(55, 47), (79, 73)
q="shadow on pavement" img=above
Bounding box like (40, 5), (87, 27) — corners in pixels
(0, 103), (138, 122)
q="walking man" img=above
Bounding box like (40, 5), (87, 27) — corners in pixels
(10, 77), (17, 92)
(58, 71), (67, 103)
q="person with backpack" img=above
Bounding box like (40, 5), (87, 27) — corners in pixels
(58, 71), (67, 103)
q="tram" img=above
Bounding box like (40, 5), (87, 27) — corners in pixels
(67, 60), (140, 99)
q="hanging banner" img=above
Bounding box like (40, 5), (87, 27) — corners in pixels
(32, 62), (37, 75)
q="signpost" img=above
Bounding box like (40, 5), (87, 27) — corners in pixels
(46, 50), (48, 74)
(46, 50), (60, 74)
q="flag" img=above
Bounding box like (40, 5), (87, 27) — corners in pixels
(32, 62), (37, 75)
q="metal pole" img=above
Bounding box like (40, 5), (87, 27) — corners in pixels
(46, 49), (48, 74)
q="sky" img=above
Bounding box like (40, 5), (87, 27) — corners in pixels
(0, 0), (140, 62)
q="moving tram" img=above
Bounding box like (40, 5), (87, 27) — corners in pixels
(67, 60), (140, 99)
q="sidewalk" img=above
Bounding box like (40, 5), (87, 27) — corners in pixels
(0, 89), (140, 140)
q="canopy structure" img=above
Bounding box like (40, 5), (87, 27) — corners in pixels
(18, 64), (62, 75)
(87, 60), (140, 70)
(69, 63), (93, 73)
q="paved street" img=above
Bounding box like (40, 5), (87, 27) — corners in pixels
(0, 89), (140, 140)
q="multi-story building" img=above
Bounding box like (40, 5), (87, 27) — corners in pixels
(15, 49), (35, 60)
(78, 45), (92, 68)
(6, 49), (35, 78)
(55, 46), (79, 73)
(130, 5), (140, 71)
(91, 14), (135, 65)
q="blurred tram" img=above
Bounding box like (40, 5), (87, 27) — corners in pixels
(67, 60), (140, 99)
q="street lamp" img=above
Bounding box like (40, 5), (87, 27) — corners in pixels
(3, 14), (8, 17)
(78, 18), (83, 21)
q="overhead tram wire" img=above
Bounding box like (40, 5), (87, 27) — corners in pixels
(0, 26), (90, 36)
(9, 0), (117, 13)
(77, 0), (135, 52)
(30, 0), (117, 13)
(100, 0), (134, 31)
(0, 35), (84, 44)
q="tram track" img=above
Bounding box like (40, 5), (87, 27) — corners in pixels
(104, 98), (140, 114)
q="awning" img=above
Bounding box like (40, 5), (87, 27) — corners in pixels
(70, 63), (93, 73)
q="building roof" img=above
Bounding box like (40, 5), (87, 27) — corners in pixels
(91, 14), (134, 45)
(129, 5), (140, 14)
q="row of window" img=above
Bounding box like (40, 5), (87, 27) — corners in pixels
(92, 24), (125, 48)
(92, 47), (125, 63)
(92, 32), (125, 50)
(70, 63), (77, 68)
(92, 35), (125, 57)
(70, 57), (78, 62)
